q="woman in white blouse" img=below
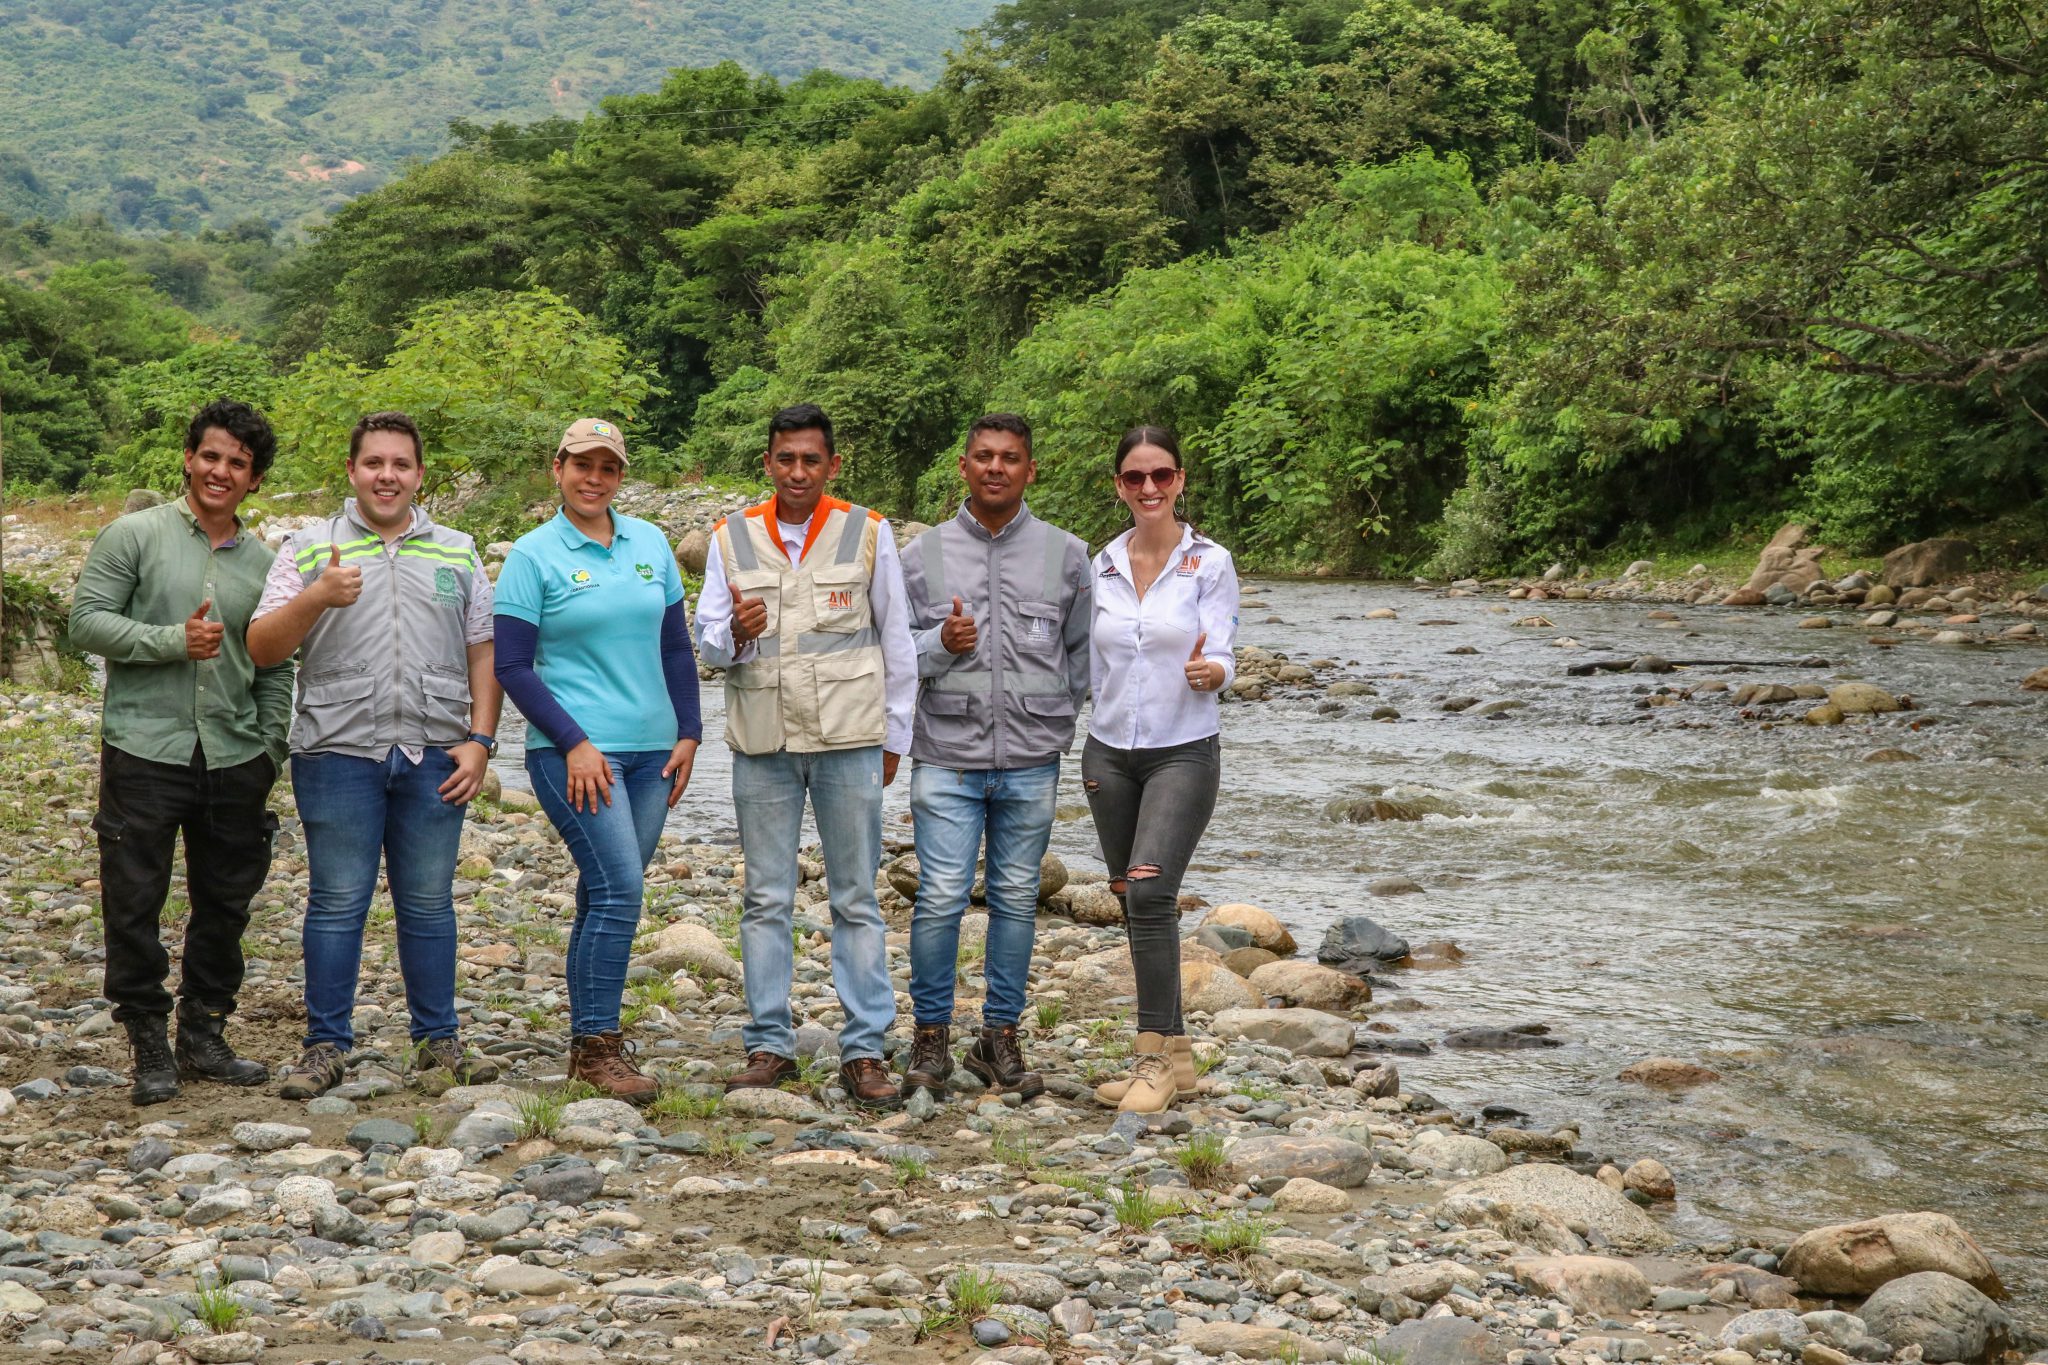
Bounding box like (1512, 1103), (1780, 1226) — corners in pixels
(1083, 425), (1239, 1114)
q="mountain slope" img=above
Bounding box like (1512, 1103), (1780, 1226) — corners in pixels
(0, 0), (993, 229)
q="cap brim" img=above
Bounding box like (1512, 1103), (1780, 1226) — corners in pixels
(557, 440), (629, 464)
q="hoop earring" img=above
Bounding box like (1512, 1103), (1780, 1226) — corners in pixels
(1174, 493), (1188, 521)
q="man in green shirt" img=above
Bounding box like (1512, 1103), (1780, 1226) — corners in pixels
(69, 399), (294, 1106)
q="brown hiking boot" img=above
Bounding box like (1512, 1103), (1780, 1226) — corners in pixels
(839, 1056), (903, 1111)
(964, 1023), (1043, 1099)
(724, 1050), (798, 1091)
(568, 1031), (658, 1105)
(899, 1023), (953, 1098)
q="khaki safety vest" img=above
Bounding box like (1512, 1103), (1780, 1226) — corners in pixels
(715, 497), (887, 755)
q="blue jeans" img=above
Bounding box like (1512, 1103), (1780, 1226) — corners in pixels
(732, 746), (893, 1061)
(294, 747), (468, 1050)
(527, 747), (670, 1036)
(909, 760), (1059, 1028)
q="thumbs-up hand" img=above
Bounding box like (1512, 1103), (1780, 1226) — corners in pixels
(1184, 630), (1220, 692)
(940, 594), (978, 655)
(185, 598), (224, 660)
(311, 541), (363, 610)
(729, 580), (768, 644)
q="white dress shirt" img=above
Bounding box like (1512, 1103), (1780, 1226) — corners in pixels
(696, 507), (918, 756)
(1088, 523), (1239, 750)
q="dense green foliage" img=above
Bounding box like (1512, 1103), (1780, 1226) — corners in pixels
(0, 0), (994, 229)
(3, 0), (2042, 574)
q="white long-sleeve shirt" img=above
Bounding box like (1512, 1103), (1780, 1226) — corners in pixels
(696, 508), (917, 756)
(1088, 523), (1239, 750)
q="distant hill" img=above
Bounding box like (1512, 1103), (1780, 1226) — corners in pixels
(0, 0), (993, 230)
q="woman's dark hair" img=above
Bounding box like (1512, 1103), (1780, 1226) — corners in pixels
(1114, 425), (1180, 472)
(1114, 425), (1205, 536)
(348, 410), (423, 463)
(768, 403), (835, 454)
(966, 412), (1032, 455)
(184, 398), (277, 479)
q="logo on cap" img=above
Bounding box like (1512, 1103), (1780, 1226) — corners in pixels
(592, 422), (613, 437)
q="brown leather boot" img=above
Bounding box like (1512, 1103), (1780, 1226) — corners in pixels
(899, 1023), (952, 1098)
(839, 1056), (903, 1111)
(568, 1031), (658, 1105)
(724, 1050), (798, 1091)
(1092, 1034), (1194, 1106)
(964, 1023), (1043, 1099)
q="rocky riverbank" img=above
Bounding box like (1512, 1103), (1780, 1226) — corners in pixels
(0, 687), (2037, 1365)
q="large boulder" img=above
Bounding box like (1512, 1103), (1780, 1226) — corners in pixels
(1204, 903), (1297, 954)
(1211, 1006), (1354, 1056)
(1882, 538), (1974, 589)
(1745, 541), (1828, 593)
(1247, 960), (1371, 1011)
(1439, 1164), (1671, 1252)
(1067, 884), (1125, 926)
(1182, 956), (1260, 1013)
(1828, 683), (1902, 715)
(632, 921), (741, 981)
(1317, 914), (1411, 969)
(1372, 1315), (1505, 1365)
(1226, 1134), (1375, 1188)
(1782, 1214), (2004, 1298)
(1410, 1129), (1509, 1176)
(674, 527), (711, 575)
(1857, 1272), (2012, 1363)
(123, 488), (167, 514)
(1511, 1256), (1653, 1318)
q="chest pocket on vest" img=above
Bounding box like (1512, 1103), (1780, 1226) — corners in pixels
(1011, 600), (1061, 650)
(809, 566), (868, 633)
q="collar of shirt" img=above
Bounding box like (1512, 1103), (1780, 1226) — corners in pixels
(952, 500), (1036, 544)
(550, 508), (623, 553)
(172, 494), (242, 548)
(1102, 521), (1196, 586)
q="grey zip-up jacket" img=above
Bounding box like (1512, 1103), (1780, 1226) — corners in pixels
(274, 504), (483, 758)
(901, 503), (1090, 770)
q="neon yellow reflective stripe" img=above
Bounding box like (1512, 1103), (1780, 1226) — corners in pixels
(397, 543), (474, 563)
(295, 535), (380, 569)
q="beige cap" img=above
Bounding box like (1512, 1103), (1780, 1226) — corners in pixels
(557, 417), (628, 465)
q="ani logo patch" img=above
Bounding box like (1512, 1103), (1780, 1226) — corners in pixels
(824, 589), (856, 611)
(1174, 553), (1202, 577)
(433, 565), (461, 607)
(636, 562), (655, 582)
(1025, 615), (1055, 645)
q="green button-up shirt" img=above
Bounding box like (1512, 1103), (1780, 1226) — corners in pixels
(69, 497), (294, 770)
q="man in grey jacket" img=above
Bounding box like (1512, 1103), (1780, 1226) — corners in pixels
(898, 413), (1090, 1099)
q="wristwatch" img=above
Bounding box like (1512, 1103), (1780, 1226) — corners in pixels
(467, 732), (498, 755)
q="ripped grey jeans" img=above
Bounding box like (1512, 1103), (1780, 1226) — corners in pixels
(1080, 732), (1221, 1035)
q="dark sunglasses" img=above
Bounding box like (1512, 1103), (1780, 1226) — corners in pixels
(1117, 466), (1180, 490)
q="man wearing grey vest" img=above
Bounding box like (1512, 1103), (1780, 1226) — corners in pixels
(898, 414), (1090, 1100)
(247, 411), (504, 1100)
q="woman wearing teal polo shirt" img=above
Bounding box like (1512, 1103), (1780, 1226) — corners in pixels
(494, 418), (701, 1103)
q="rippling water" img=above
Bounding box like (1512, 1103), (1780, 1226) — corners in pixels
(500, 579), (2048, 1315)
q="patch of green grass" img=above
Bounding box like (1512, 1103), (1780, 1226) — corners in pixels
(1233, 1078), (1281, 1102)
(890, 1154), (928, 1188)
(515, 1088), (564, 1141)
(1109, 1181), (1178, 1231)
(409, 1110), (450, 1146)
(1033, 1000), (1065, 1032)
(782, 1055), (834, 1093)
(648, 1088), (723, 1122)
(1275, 1342), (1303, 1365)
(704, 1132), (752, 1167)
(990, 1123), (1038, 1171)
(1085, 1017), (1119, 1044)
(917, 1267), (1006, 1339)
(1175, 1131), (1228, 1187)
(1193, 1051), (1221, 1077)
(1196, 1213), (1272, 1259)
(954, 940), (985, 983)
(1078, 1059), (1122, 1086)
(556, 1078), (604, 1103)
(191, 1281), (244, 1333)
(1046, 1170), (1107, 1199)
(520, 1007), (552, 1030)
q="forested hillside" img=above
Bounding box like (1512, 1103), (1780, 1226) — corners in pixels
(0, 0), (993, 228)
(4, 0), (2043, 574)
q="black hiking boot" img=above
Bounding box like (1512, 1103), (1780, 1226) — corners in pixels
(964, 1022), (1044, 1099)
(124, 1015), (180, 1106)
(174, 1002), (269, 1087)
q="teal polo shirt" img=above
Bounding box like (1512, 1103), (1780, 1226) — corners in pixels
(495, 510), (685, 751)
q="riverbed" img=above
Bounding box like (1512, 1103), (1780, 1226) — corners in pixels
(498, 578), (2048, 1316)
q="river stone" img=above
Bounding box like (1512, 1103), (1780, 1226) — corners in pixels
(409, 1229), (466, 1267)
(560, 1097), (645, 1131)
(447, 1110), (521, 1148)
(1624, 1158), (1676, 1200)
(394, 1146), (465, 1179)
(1182, 957), (1259, 1013)
(1859, 1273), (2013, 1362)
(633, 922), (741, 981)
(1247, 960), (1370, 1011)
(1178, 1321), (1336, 1361)
(521, 1164), (606, 1205)
(1881, 538), (1973, 588)
(1223, 945), (1282, 976)
(1722, 1309), (1811, 1353)
(1380, 1261), (1486, 1303)
(185, 1332), (265, 1364)
(1374, 1314), (1506, 1365)
(675, 527), (710, 575)
(721, 1086), (822, 1121)
(482, 1261), (581, 1297)
(1618, 1056), (1721, 1089)
(232, 1120), (311, 1152)
(1273, 1178), (1353, 1214)
(2022, 667), (2048, 692)
(0, 1282), (47, 1314)
(1440, 1164), (1672, 1251)
(1211, 1007), (1354, 1056)
(1512, 1255), (1653, 1317)
(1035, 852), (1068, 902)
(1068, 884), (1125, 926)
(982, 1265), (1064, 1309)
(1411, 1129), (1509, 1176)
(1226, 1134), (1374, 1188)
(273, 1174), (341, 1225)
(1204, 903), (1297, 954)
(185, 1186), (256, 1225)
(1783, 1213), (2004, 1297)
(122, 488), (167, 515)
(1318, 915), (1411, 965)
(347, 1118), (418, 1151)
(1828, 684), (1901, 715)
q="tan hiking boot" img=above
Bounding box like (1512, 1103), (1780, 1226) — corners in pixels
(568, 1031), (658, 1105)
(1116, 1032), (1180, 1114)
(1092, 1033), (1194, 1106)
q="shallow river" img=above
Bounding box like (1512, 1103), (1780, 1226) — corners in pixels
(500, 578), (2048, 1314)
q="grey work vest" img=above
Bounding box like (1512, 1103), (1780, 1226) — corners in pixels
(286, 503), (480, 757)
(901, 503), (1090, 770)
